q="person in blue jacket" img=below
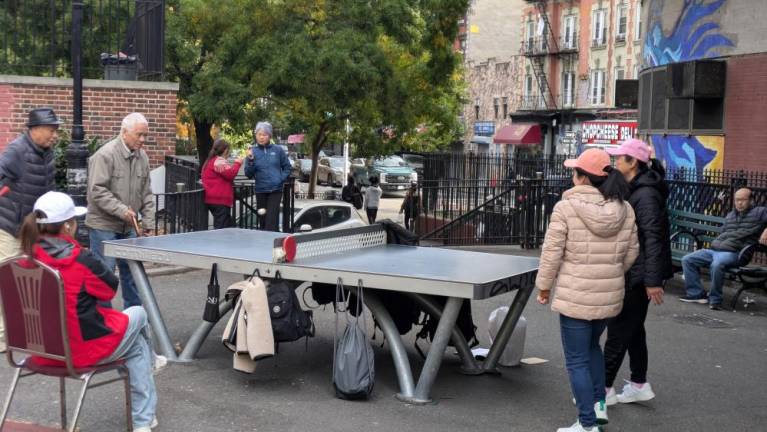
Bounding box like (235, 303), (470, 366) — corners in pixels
(244, 121), (292, 231)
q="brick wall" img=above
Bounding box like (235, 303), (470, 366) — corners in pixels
(723, 53), (767, 171)
(0, 75), (179, 168)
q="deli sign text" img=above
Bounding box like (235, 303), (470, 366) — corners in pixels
(582, 121), (637, 146)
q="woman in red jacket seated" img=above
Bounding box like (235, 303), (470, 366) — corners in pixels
(201, 138), (243, 229)
(19, 191), (159, 432)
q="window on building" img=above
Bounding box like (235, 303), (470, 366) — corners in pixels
(493, 97), (499, 119)
(562, 71), (575, 107)
(563, 15), (577, 49)
(592, 9), (606, 47)
(502, 97), (508, 118)
(475, 97), (480, 119)
(634, 4), (642, 41)
(590, 69), (605, 105)
(525, 74), (534, 108)
(526, 20), (535, 51)
(616, 4), (628, 41)
(615, 67), (625, 81)
(634, 64), (640, 79)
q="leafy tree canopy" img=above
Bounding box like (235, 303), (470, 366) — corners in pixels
(166, 0), (468, 188)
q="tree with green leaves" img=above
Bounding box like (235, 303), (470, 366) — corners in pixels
(166, 0), (468, 192)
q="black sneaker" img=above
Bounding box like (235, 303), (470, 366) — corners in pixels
(709, 303), (723, 311)
(679, 294), (708, 304)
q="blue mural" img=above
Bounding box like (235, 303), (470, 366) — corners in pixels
(644, 0), (735, 67)
(650, 135), (724, 172)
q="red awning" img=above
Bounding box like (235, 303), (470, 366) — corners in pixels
(493, 123), (542, 145)
(287, 134), (305, 144)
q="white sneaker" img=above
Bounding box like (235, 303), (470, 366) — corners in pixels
(617, 380), (655, 404)
(134, 417), (158, 432)
(594, 400), (608, 425)
(557, 421), (600, 432)
(605, 386), (617, 406)
(154, 355), (168, 374)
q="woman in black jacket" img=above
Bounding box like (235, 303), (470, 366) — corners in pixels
(604, 139), (673, 406)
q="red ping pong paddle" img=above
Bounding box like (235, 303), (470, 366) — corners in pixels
(282, 235), (297, 262)
(0, 185), (9, 198)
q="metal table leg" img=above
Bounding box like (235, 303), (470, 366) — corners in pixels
(406, 293), (481, 374)
(177, 298), (235, 362)
(126, 260), (178, 361)
(362, 290), (416, 400)
(482, 282), (534, 371)
(411, 297), (463, 404)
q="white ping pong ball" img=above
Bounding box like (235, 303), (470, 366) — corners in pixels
(257, 208), (267, 216)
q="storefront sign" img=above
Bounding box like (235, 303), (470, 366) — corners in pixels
(581, 121), (637, 145)
(473, 121), (495, 136)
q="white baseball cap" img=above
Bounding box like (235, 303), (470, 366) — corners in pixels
(33, 191), (87, 224)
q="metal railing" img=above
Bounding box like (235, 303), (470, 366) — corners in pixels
(422, 153), (571, 185)
(0, 0), (164, 79)
(418, 155), (767, 247)
(153, 188), (207, 235)
(417, 179), (570, 247)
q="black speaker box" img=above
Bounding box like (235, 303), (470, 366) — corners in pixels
(667, 60), (726, 98)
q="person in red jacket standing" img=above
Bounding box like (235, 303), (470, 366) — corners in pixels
(18, 191), (159, 432)
(201, 138), (243, 229)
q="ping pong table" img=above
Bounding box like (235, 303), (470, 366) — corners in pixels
(104, 226), (538, 404)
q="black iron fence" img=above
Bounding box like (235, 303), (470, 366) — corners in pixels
(153, 187), (206, 234)
(164, 155), (199, 192)
(0, 0), (164, 79)
(422, 152), (571, 185)
(416, 179), (570, 247)
(418, 154), (767, 247)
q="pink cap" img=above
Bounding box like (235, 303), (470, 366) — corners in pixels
(606, 138), (651, 163)
(564, 148), (611, 177)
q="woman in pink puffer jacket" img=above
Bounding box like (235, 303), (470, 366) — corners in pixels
(536, 149), (639, 432)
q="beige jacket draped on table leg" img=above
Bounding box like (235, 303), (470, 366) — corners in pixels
(222, 277), (274, 373)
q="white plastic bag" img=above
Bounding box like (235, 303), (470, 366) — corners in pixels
(487, 307), (526, 367)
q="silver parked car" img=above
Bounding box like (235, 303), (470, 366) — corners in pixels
(236, 200), (366, 233)
(292, 200), (366, 232)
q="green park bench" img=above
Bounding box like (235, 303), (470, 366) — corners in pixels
(669, 209), (767, 310)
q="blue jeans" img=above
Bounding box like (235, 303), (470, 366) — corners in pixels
(560, 314), (607, 428)
(89, 228), (141, 308)
(682, 248), (739, 305)
(103, 306), (157, 429)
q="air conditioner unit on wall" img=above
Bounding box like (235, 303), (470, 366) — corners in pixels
(666, 60), (726, 99)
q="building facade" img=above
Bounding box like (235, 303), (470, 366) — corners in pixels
(462, 0), (527, 154)
(638, 0), (767, 172)
(512, 0), (643, 155)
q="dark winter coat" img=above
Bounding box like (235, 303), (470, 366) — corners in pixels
(243, 143), (292, 193)
(711, 206), (767, 252)
(0, 133), (56, 236)
(625, 162), (674, 290)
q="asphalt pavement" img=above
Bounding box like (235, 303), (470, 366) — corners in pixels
(2, 245), (767, 432)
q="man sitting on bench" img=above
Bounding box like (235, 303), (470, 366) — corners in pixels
(680, 188), (767, 310)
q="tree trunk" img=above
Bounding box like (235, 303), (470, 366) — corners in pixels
(307, 123), (329, 196)
(194, 118), (214, 171)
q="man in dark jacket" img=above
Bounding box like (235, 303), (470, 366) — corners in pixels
(603, 139), (674, 409)
(244, 121), (292, 231)
(680, 188), (767, 309)
(0, 107), (61, 352)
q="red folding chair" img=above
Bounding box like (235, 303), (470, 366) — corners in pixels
(0, 256), (133, 432)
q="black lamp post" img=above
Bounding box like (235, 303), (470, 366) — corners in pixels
(67, 0), (89, 244)
(66, 0), (88, 202)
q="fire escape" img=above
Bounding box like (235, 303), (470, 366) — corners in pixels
(522, 1), (579, 111)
